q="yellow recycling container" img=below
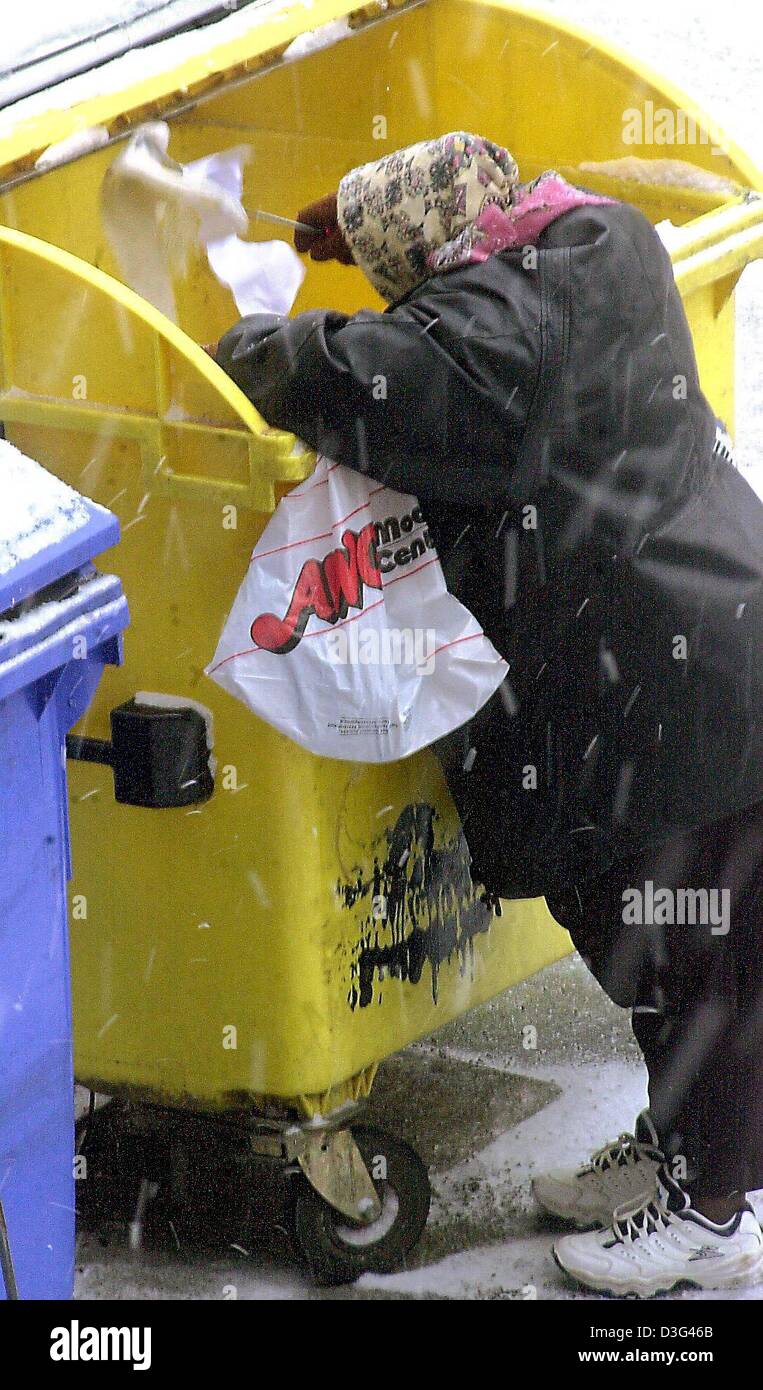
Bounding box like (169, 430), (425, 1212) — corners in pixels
(0, 0), (761, 1277)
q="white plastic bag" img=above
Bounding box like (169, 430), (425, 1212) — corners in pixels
(206, 458), (509, 761)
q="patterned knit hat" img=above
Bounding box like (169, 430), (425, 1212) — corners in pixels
(336, 131), (519, 303)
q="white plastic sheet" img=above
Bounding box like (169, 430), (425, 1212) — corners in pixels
(186, 147), (305, 315)
(101, 124), (304, 320)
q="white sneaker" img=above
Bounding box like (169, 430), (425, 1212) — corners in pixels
(554, 1170), (763, 1297)
(532, 1111), (662, 1230)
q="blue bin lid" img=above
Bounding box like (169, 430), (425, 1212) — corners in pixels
(0, 443), (119, 615)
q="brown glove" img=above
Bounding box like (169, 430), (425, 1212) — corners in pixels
(293, 192), (355, 265)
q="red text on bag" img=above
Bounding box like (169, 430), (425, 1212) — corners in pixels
(251, 522), (382, 653)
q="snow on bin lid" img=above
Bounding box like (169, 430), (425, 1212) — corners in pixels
(0, 439), (119, 614)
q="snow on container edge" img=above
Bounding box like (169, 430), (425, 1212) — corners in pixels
(0, 438), (97, 577)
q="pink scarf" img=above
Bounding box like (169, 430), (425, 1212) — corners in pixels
(426, 171), (616, 276)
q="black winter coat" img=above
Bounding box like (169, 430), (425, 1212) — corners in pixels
(216, 201), (763, 899)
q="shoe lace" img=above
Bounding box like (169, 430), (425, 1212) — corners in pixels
(586, 1131), (655, 1175)
(610, 1188), (672, 1243)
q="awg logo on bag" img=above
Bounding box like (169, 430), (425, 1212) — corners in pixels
(250, 504), (434, 655)
(250, 521), (381, 654)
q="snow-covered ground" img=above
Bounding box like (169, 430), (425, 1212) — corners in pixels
(5, 0), (755, 1301)
(73, 952), (763, 1301)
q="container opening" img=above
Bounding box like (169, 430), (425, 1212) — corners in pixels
(0, 0), (751, 350)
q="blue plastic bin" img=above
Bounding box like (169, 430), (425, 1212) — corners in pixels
(0, 470), (128, 1300)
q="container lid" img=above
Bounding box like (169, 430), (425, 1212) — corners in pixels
(0, 440), (119, 615)
(0, 0), (379, 172)
(0, 0), (244, 112)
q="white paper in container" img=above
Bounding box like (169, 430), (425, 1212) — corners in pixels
(205, 457), (510, 762)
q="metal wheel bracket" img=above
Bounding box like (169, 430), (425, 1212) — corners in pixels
(247, 1100), (366, 1162)
(296, 1129), (383, 1226)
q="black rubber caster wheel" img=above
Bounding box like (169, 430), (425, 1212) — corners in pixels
(291, 1124), (430, 1286)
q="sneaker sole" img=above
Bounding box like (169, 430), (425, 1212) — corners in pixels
(553, 1245), (763, 1298)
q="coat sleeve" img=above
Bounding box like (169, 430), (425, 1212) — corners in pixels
(214, 300), (518, 507)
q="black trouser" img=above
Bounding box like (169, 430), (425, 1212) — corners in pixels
(544, 800), (763, 1198)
